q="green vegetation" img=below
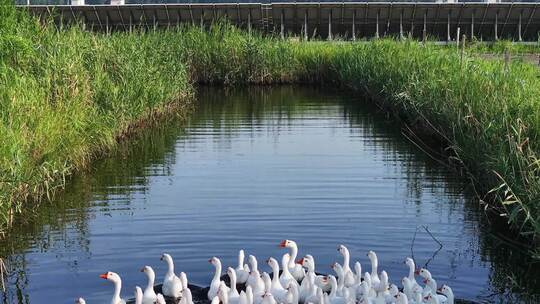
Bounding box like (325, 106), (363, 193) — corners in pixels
(0, 2), (192, 227)
(1, 3), (540, 249)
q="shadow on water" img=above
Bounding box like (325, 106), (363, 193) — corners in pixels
(0, 86), (539, 303)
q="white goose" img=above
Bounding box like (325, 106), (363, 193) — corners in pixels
(208, 256), (229, 300)
(437, 285), (454, 304)
(218, 281), (234, 304)
(395, 292), (409, 304)
(140, 266), (157, 304)
(424, 278), (447, 304)
(179, 272), (193, 304)
(261, 272), (273, 294)
(363, 271), (377, 298)
(353, 261), (362, 284)
(181, 288), (194, 304)
(266, 258), (287, 302)
(367, 251), (381, 289)
(155, 294), (166, 304)
(134, 286), (143, 304)
(298, 255), (330, 292)
(305, 286), (323, 304)
(404, 258), (422, 291)
(99, 271), (126, 304)
(227, 267), (241, 301)
(246, 255), (260, 288)
(299, 270), (315, 303)
(327, 275), (347, 304)
(180, 272), (189, 291)
(247, 269), (265, 299)
(75, 298), (86, 304)
(279, 240), (305, 281)
(160, 253), (182, 298)
(285, 282), (300, 304)
(330, 262), (346, 295)
(279, 253), (299, 289)
(337, 245), (356, 288)
(236, 250), (250, 284)
(261, 293), (277, 304)
(238, 289), (251, 304)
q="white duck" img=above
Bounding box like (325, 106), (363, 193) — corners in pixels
(134, 286), (143, 304)
(140, 266), (157, 304)
(99, 271), (126, 304)
(298, 255), (330, 292)
(280, 253), (299, 289)
(367, 251), (381, 289)
(236, 250), (250, 284)
(437, 285), (454, 304)
(209, 256), (229, 300)
(160, 253), (182, 298)
(337, 245), (356, 287)
(266, 258), (287, 302)
(279, 240), (305, 281)
(327, 276), (347, 304)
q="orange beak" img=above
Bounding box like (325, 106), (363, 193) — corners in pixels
(414, 269), (420, 275)
(296, 258), (303, 265)
(208, 258), (213, 263)
(279, 240), (287, 248)
(99, 273), (108, 279)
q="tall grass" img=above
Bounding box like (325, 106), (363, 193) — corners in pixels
(2, 4), (540, 248)
(0, 2), (191, 229)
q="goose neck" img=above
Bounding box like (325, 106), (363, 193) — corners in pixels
(145, 270), (155, 293)
(288, 245), (298, 268)
(113, 279), (122, 304)
(165, 259), (175, 277)
(238, 251), (245, 269)
(213, 261), (222, 281)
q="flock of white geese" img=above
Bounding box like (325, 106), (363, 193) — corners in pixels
(76, 240), (454, 304)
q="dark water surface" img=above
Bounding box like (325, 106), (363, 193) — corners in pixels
(1, 86), (539, 304)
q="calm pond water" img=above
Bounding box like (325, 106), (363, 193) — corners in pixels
(1, 86), (539, 304)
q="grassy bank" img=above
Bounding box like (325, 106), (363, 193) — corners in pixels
(0, 3), (192, 229)
(2, 5), (540, 248)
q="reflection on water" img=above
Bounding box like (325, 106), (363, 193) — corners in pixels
(0, 86), (539, 304)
